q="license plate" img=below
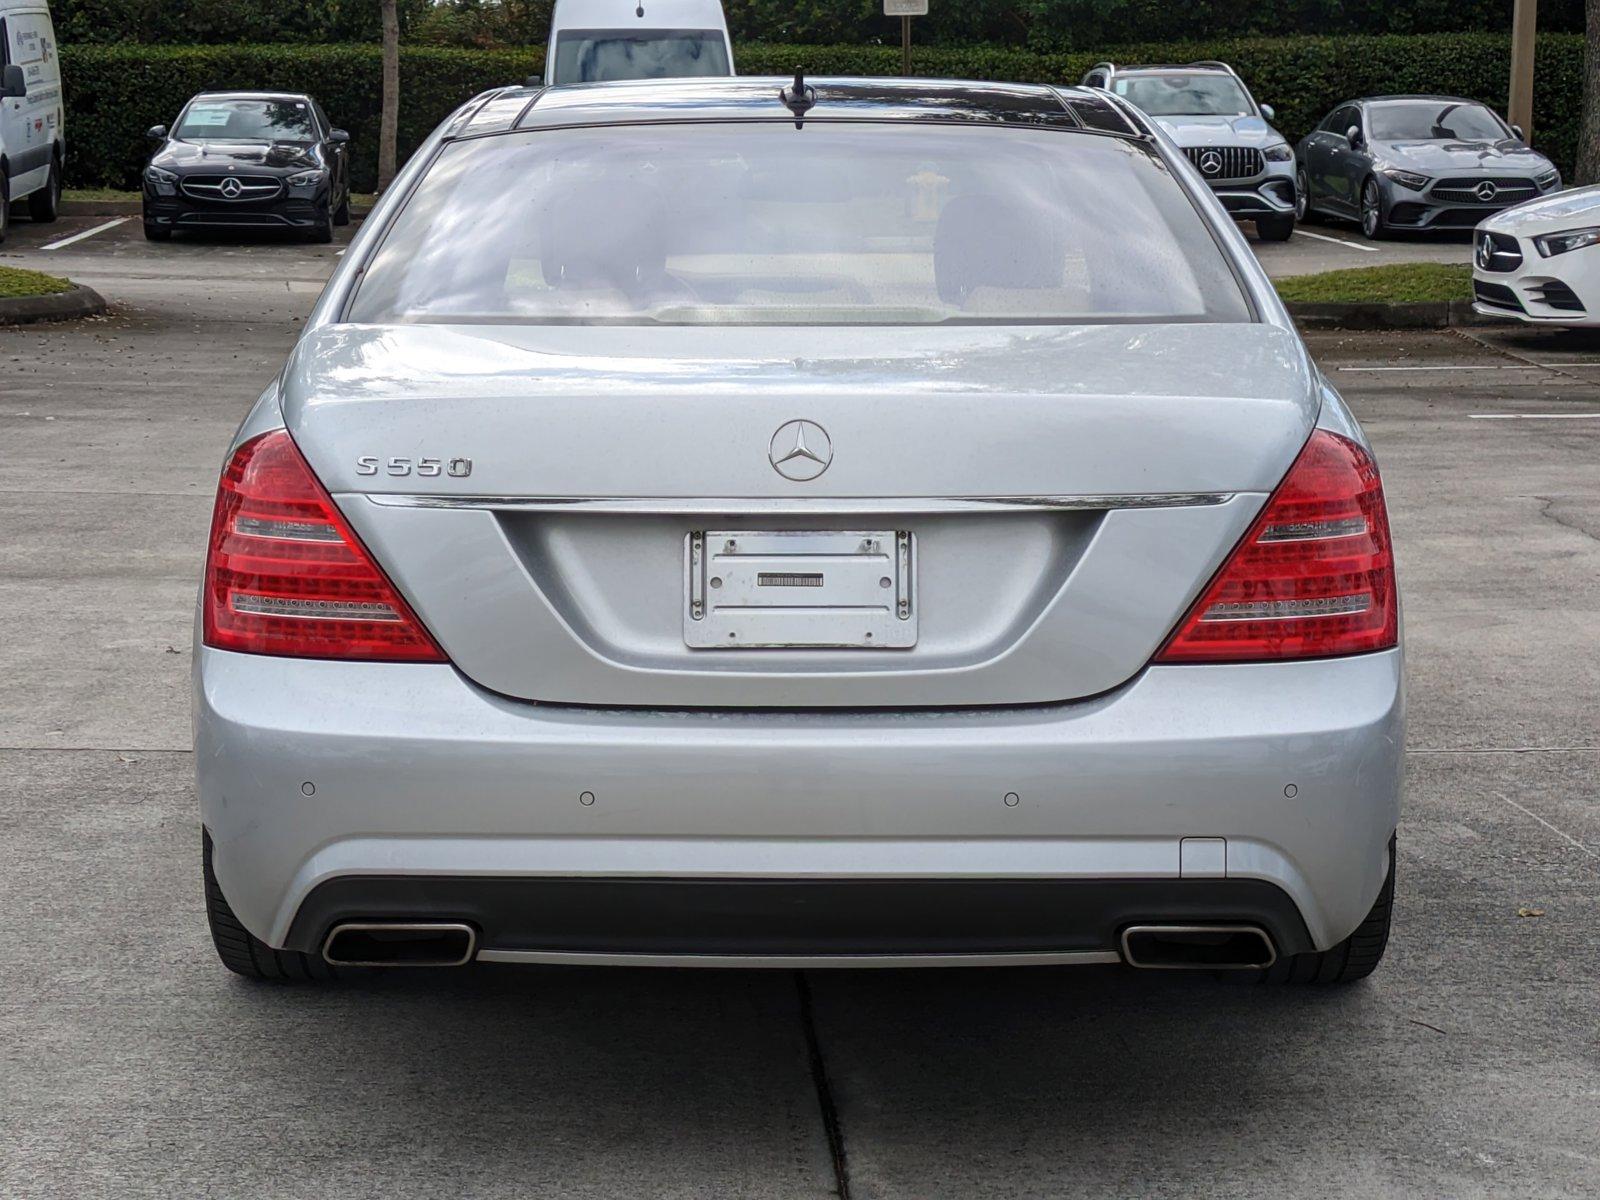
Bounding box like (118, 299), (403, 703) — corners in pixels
(685, 530), (916, 649)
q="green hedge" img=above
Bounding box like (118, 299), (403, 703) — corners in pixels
(62, 33), (1581, 193)
(47, 0), (1588, 49)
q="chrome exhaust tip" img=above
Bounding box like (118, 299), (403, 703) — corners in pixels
(322, 922), (478, 967)
(1119, 924), (1277, 971)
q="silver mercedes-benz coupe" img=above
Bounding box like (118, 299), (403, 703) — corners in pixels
(195, 76), (1403, 985)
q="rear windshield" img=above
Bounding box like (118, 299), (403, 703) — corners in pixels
(1113, 74), (1254, 117)
(348, 123), (1251, 327)
(1368, 101), (1509, 142)
(175, 98), (316, 143)
(552, 29), (730, 84)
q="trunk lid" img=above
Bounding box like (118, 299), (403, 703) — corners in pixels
(284, 321), (1316, 707)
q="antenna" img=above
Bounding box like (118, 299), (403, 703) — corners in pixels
(780, 67), (816, 127)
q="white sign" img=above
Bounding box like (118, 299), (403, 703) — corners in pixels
(885, 0), (929, 15)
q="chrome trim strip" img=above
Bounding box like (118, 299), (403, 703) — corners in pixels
(475, 948), (1124, 969)
(363, 493), (1235, 515)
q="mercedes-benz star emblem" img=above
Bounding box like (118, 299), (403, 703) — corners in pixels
(1475, 180), (1499, 203)
(768, 419), (833, 482)
(1477, 233), (1494, 270)
(1199, 151), (1224, 177)
(219, 177), (244, 198)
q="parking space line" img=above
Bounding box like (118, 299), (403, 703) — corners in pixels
(1469, 413), (1600, 420)
(1293, 229), (1381, 253)
(1497, 793), (1599, 861)
(40, 217), (130, 250)
(1340, 365), (1540, 373)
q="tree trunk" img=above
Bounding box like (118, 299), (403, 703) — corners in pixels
(377, 0), (400, 192)
(1579, 0), (1600, 183)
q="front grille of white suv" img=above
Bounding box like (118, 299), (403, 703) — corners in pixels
(1183, 146), (1264, 182)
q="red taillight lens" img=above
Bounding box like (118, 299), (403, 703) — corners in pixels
(203, 430), (446, 662)
(1156, 429), (1397, 664)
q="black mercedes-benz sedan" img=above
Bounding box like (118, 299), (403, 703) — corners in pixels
(1295, 95), (1560, 239)
(141, 91), (352, 243)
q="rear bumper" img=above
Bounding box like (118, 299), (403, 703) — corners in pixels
(195, 646), (1404, 961)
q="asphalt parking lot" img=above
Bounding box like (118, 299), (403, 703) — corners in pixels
(2, 216), (1598, 1199)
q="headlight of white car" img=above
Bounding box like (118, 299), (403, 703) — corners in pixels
(1380, 168), (1430, 191)
(286, 169), (327, 187)
(1535, 227), (1600, 258)
(1263, 144), (1293, 162)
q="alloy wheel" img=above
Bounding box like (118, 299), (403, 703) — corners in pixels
(1361, 181), (1381, 239)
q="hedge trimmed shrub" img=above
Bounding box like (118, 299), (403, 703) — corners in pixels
(62, 33), (1581, 193)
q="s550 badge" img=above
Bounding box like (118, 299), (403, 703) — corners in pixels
(356, 455), (473, 478)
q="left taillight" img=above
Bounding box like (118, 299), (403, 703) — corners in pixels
(202, 430), (447, 662)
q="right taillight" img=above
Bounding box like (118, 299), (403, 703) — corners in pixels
(1156, 429), (1397, 664)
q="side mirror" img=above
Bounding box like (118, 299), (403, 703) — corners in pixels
(1511, 124), (1526, 142)
(146, 124), (168, 141)
(1346, 125), (1364, 150)
(1259, 103), (1275, 122)
(524, 74), (543, 87)
(328, 128), (351, 144)
(1, 63), (25, 98)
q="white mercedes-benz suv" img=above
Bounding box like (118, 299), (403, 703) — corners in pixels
(196, 77), (1402, 985)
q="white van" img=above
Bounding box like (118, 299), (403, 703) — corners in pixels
(539, 0), (734, 87)
(0, 0), (64, 241)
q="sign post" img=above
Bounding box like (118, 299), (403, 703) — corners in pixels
(884, 0), (928, 77)
(1508, 0), (1538, 141)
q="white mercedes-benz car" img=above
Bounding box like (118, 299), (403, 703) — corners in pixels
(1474, 183), (1600, 326)
(195, 77), (1403, 985)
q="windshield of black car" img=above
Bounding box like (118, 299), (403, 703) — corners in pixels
(1113, 74), (1253, 117)
(348, 122), (1252, 327)
(173, 99), (316, 143)
(552, 29), (729, 83)
(1368, 101), (1510, 142)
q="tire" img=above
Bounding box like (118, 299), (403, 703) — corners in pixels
(1360, 177), (1389, 240)
(333, 191), (351, 226)
(28, 159), (61, 223)
(1256, 213), (1296, 242)
(143, 222), (171, 242)
(203, 830), (336, 982)
(0, 194), (9, 245)
(1258, 838), (1395, 986)
(307, 211), (335, 244)
(1294, 167), (1313, 223)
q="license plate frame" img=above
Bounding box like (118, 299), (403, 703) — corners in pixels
(684, 530), (916, 650)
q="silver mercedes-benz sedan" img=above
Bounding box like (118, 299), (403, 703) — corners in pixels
(195, 76), (1402, 985)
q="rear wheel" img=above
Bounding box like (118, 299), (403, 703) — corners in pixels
(1256, 213), (1296, 242)
(203, 831), (336, 982)
(28, 159), (61, 222)
(1258, 838), (1395, 985)
(1360, 177), (1389, 240)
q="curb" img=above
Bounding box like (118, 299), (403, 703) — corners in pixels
(1286, 299), (1487, 331)
(0, 283), (108, 325)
